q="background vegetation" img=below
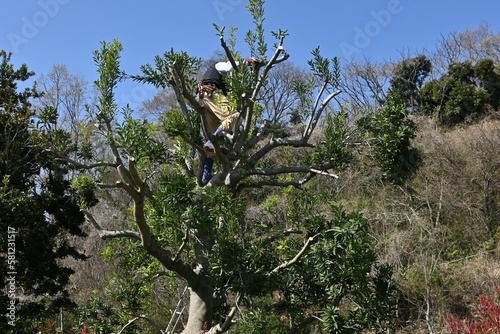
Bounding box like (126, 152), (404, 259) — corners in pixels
(1, 5), (499, 333)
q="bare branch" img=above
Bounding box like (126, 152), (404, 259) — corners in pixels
(307, 81), (328, 133)
(235, 178), (306, 194)
(236, 42), (288, 150)
(128, 156), (153, 198)
(261, 229), (304, 244)
(247, 163), (335, 177)
(113, 180), (140, 200)
(115, 315), (164, 334)
(206, 294), (241, 334)
(128, 156), (142, 186)
(219, 35), (238, 71)
(246, 137), (312, 169)
(48, 148), (118, 170)
(267, 234), (320, 276)
(117, 164), (134, 186)
(247, 165), (312, 176)
(304, 89), (342, 139)
(82, 210), (141, 241)
(233, 166), (322, 194)
(274, 53), (290, 65)
(173, 227), (190, 262)
(96, 182), (126, 190)
(243, 120), (270, 149)
(310, 168), (339, 179)
(252, 45), (285, 101)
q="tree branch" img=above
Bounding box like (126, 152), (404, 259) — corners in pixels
(233, 167), (323, 194)
(246, 162), (337, 178)
(166, 67), (197, 138)
(310, 168), (339, 179)
(48, 148), (118, 170)
(117, 164), (134, 186)
(206, 294), (241, 334)
(219, 35), (238, 71)
(304, 89), (342, 139)
(304, 81), (328, 138)
(115, 315), (164, 334)
(246, 137), (312, 170)
(173, 227), (190, 262)
(128, 156), (153, 198)
(252, 45), (285, 101)
(82, 210), (141, 241)
(234, 41), (288, 154)
(235, 179), (305, 194)
(261, 229), (304, 244)
(267, 234), (320, 276)
(251, 31), (288, 103)
(244, 120), (271, 149)
(98, 110), (124, 166)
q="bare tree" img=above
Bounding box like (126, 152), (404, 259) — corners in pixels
(139, 88), (178, 121)
(339, 58), (391, 115)
(36, 64), (89, 136)
(433, 22), (500, 76)
(259, 61), (309, 124)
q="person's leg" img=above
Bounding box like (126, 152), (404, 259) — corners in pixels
(201, 92), (238, 153)
(202, 105), (221, 135)
(202, 157), (214, 184)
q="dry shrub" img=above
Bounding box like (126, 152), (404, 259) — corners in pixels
(413, 116), (500, 249)
(446, 254), (500, 306)
(351, 115), (500, 333)
(66, 230), (110, 304)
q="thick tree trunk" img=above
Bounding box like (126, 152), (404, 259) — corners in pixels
(181, 283), (213, 334)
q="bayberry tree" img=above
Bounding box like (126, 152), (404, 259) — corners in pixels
(46, 1), (403, 333)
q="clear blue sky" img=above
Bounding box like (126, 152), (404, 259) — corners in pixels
(1, 0), (500, 108)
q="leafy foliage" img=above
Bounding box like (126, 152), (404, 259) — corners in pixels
(71, 175), (98, 209)
(115, 108), (169, 164)
(307, 206), (396, 333)
(311, 111), (353, 172)
(72, 294), (117, 334)
(133, 48), (201, 91)
(93, 39), (124, 118)
(0, 51), (89, 333)
(360, 91), (421, 183)
(308, 47), (341, 86)
(246, 0), (267, 59)
(390, 54), (432, 110)
(21, 2), (414, 332)
(420, 58), (500, 124)
(290, 77), (315, 124)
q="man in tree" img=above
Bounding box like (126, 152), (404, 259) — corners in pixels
(45, 1), (401, 332)
(198, 60), (239, 183)
(198, 58), (258, 183)
(198, 60), (239, 137)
